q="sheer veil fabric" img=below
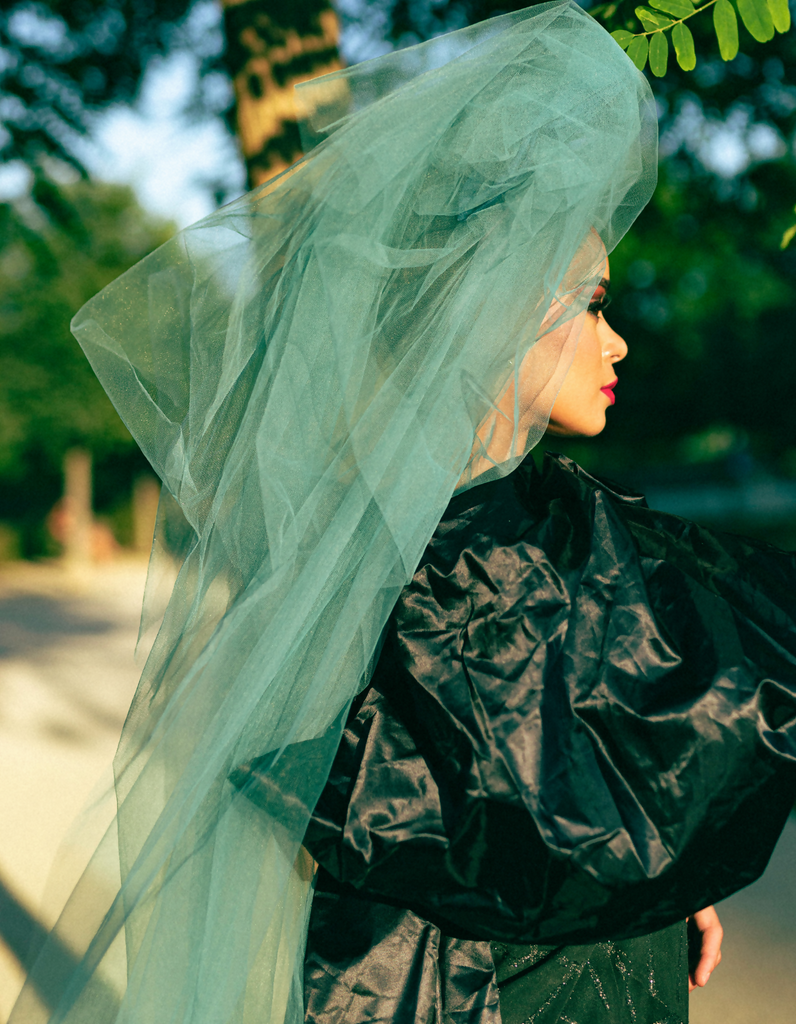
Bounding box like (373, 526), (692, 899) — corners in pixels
(12, 4), (657, 1022)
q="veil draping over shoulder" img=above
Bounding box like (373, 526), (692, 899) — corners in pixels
(12, 3), (657, 1022)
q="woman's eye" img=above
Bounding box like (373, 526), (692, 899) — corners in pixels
(587, 294), (611, 315)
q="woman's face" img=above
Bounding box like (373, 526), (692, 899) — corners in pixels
(545, 269), (627, 437)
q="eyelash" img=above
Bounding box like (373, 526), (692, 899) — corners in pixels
(587, 294), (611, 316)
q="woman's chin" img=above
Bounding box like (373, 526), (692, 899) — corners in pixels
(545, 415), (607, 439)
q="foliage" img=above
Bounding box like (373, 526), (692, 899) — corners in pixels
(584, 155), (796, 471)
(604, 0), (790, 77)
(0, 0), (201, 172)
(0, 178), (172, 551)
(372, 0), (789, 67)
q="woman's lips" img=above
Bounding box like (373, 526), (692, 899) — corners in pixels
(601, 378), (618, 405)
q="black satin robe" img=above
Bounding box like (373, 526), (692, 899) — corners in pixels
(236, 453), (796, 1023)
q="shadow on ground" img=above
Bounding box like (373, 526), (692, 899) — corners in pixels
(0, 591), (117, 659)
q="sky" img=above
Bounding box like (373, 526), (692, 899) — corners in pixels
(83, 50), (244, 228)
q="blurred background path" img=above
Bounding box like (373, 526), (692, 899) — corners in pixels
(0, 559), (794, 1023)
(0, 560), (146, 1023)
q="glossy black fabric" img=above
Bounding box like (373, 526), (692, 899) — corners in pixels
(234, 451), (796, 1022)
(305, 879), (501, 1024)
(304, 873), (687, 1024)
(302, 452), (796, 944)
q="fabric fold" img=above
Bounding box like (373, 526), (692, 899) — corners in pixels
(290, 454), (796, 943)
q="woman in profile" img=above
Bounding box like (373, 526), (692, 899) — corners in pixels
(13, 3), (796, 1024)
(294, 256), (729, 1024)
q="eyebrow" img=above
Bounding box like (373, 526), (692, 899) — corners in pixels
(596, 277), (610, 291)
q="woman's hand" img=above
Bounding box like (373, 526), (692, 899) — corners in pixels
(687, 905), (723, 992)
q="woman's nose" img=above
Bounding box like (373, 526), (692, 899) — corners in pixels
(602, 322), (628, 363)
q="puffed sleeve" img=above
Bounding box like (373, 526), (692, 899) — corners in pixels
(240, 454), (796, 944)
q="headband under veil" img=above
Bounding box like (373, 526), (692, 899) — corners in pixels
(12, 3), (657, 1022)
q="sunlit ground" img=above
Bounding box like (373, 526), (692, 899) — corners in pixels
(0, 559), (794, 1023)
(0, 560), (145, 1023)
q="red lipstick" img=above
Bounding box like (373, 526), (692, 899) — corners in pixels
(601, 378), (618, 405)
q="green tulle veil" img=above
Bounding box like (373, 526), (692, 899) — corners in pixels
(11, 3), (657, 1021)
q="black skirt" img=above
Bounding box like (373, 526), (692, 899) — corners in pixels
(491, 921), (687, 1024)
(304, 874), (688, 1024)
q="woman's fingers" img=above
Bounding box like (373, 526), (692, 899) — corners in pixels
(688, 905), (724, 992)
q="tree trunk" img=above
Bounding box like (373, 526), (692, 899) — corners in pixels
(220, 0), (342, 189)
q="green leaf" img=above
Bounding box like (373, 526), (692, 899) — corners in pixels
(767, 0), (791, 32)
(649, 0), (695, 17)
(781, 223), (796, 250)
(672, 22), (696, 70)
(636, 6), (674, 29)
(611, 29), (635, 49)
(626, 34), (649, 70)
(713, 0), (739, 60)
(737, 0), (775, 42)
(649, 30), (669, 76)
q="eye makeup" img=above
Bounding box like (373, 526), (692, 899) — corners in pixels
(587, 278), (611, 316)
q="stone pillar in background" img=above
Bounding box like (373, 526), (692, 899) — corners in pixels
(62, 449), (92, 565)
(132, 476), (161, 555)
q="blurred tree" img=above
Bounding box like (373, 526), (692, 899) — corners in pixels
(0, 0), (343, 194)
(0, 0), (197, 173)
(220, 0), (342, 187)
(0, 0), (344, 557)
(594, 154), (796, 470)
(0, 177), (173, 555)
(3, 0), (790, 202)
